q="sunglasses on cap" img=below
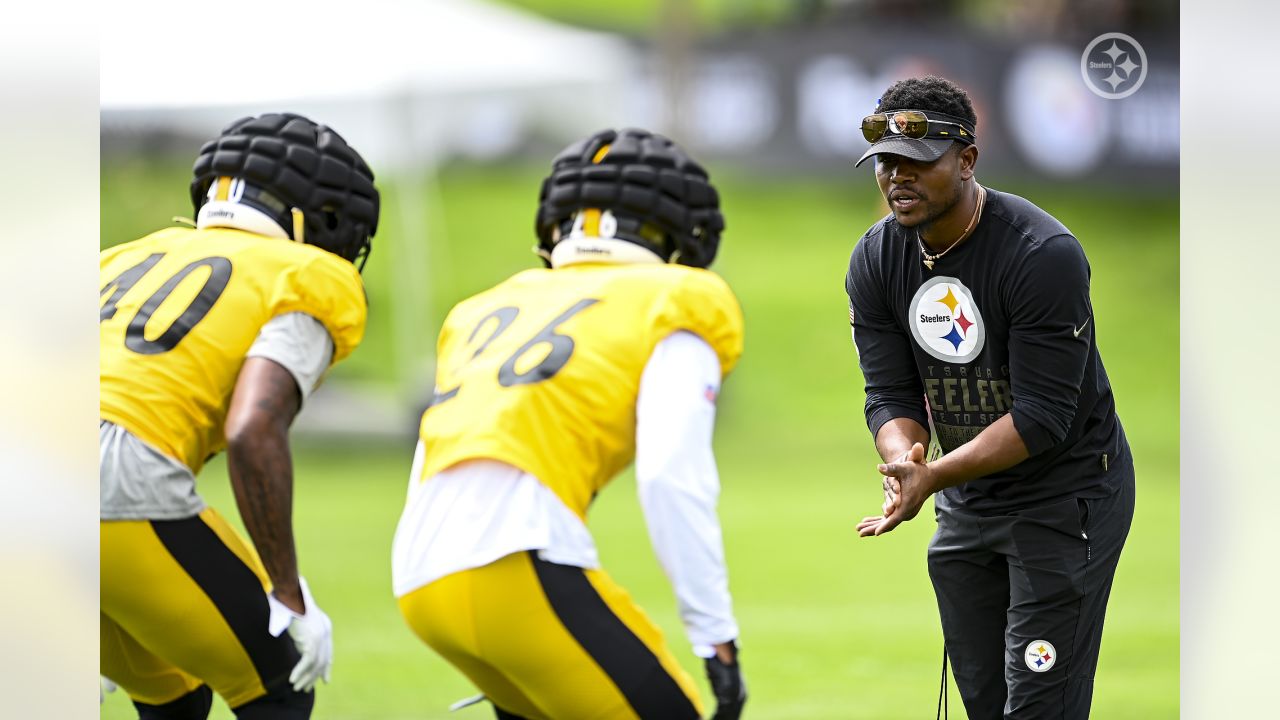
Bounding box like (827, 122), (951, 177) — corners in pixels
(861, 110), (975, 144)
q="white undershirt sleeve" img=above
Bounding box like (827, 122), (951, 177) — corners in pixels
(635, 330), (739, 655)
(246, 312), (335, 404)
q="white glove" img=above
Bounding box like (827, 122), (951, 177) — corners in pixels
(100, 676), (118, 704)
(266, 576), (333, 692)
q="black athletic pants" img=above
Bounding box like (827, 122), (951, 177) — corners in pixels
(927, 462), (1135, 719)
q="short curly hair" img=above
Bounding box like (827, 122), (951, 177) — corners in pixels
(876, 76), (977, 129)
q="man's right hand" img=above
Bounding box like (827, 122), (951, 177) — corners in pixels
(881, 448), (911, 516)
(705, 641), (746, 720)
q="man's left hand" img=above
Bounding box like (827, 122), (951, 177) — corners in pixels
(705, 641), (746, 720)
(858, 442), (935, 537)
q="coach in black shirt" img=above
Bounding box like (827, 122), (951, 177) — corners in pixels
(846, 76), (1135, 719)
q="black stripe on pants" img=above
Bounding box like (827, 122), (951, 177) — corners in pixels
(529, 552), (700, 720)
(151, 515), (301, 700)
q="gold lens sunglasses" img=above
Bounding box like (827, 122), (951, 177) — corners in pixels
(861, 110), (975, 143)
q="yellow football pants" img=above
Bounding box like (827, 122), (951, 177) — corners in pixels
(100, 507), (298, 708)
(399, 551), (705, 720)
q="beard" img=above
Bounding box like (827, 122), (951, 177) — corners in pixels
(898, 175), (964, 232)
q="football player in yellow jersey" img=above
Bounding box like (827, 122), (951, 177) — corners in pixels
(392, 128), (748, 720)
(100, 113), (378, 719)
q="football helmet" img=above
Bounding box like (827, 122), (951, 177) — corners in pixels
(190, 113), (379, 269)
(534, 128), (724, 268)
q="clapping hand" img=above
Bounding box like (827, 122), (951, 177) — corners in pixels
(857, 442), (934, 537)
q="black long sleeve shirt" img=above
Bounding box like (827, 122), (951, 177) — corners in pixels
(845, 186), (1128, 513)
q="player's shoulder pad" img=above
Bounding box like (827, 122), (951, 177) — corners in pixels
(654, 265), (744, 377)
(271, 242), (368, 365)
(437, 268), (545, 343)
(451, 268), (545, 315)
(100, 227), (193, 266)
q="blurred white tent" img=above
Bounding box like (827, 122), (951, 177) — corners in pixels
(101, 0), (636, 168)
(102, 0), (638, 422)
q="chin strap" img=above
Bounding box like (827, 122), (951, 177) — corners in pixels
(291, 208), (306, 244)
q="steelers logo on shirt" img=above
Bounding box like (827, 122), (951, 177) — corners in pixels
(909, 276), (986, 364)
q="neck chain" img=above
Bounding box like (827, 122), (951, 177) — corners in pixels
(919, 184), (985, 270)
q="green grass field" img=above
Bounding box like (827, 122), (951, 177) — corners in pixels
(101, 162), (1177, 718)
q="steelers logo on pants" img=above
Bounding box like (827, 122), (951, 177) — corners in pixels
(1024, 640), (1057, 672)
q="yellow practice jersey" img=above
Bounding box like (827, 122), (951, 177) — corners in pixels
(100, 227), (366, 474)
(419, 262), (744, 520)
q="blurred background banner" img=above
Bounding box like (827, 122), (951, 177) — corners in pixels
(664, 26), (1177, 183)
(97, 1), (1179, 718)
(103, 0), (1177, 183)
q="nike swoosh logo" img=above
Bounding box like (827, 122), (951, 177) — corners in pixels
(1073, 317), (1092, 337)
